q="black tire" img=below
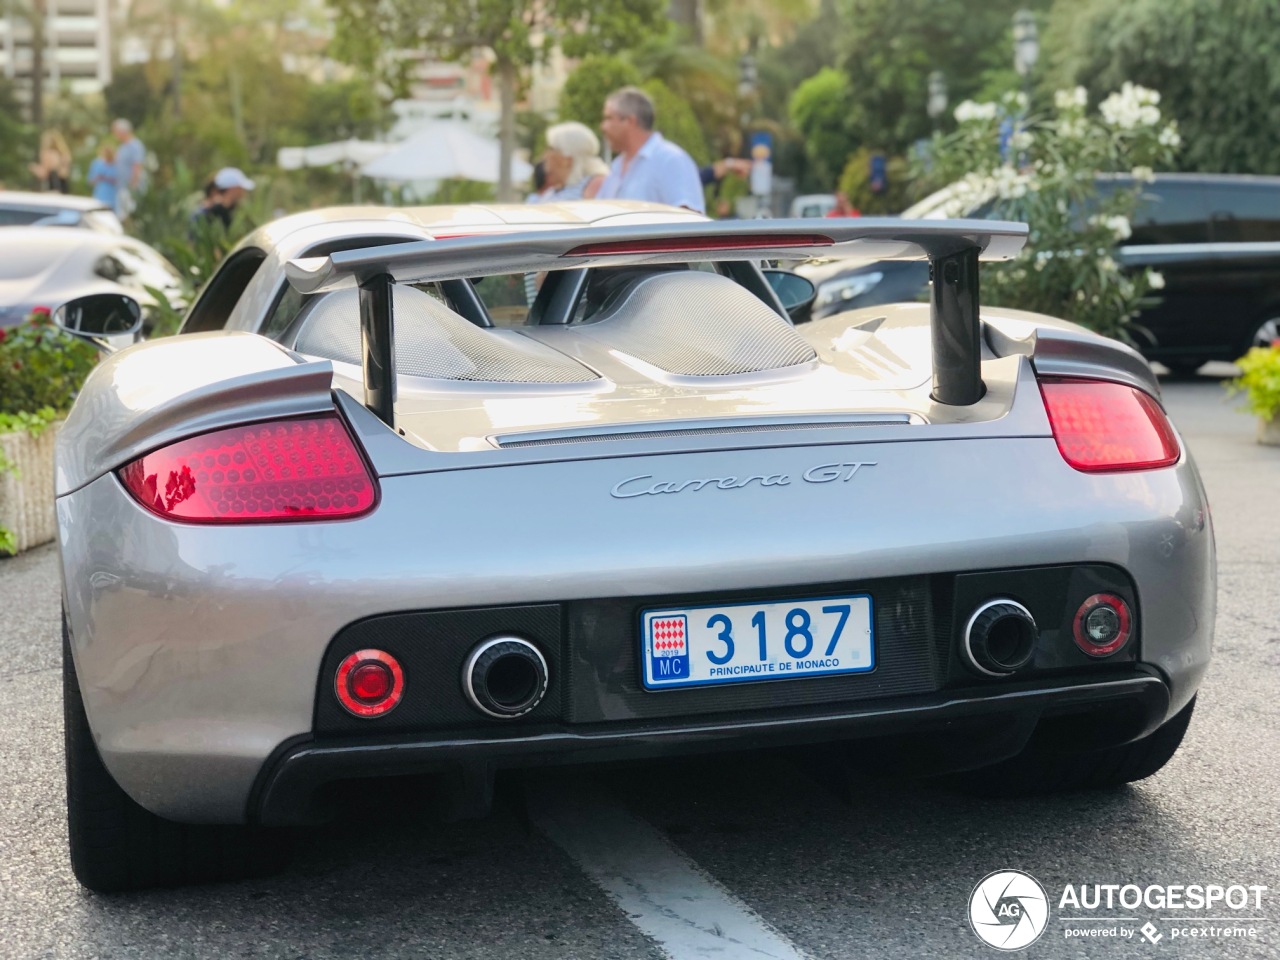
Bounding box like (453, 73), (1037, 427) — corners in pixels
(64, 613), (289, 892)
(1243, 316), (1280, 354)
(953, 697), (1196, 797)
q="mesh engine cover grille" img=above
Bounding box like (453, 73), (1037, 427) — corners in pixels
(294, 285), (598, 383)
(578, 271), (818, 376)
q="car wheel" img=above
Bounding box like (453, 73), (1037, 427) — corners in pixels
(1247, 316), (1280, 351)
(63, 612), (289, 892)
(951, 697), (1195, 797)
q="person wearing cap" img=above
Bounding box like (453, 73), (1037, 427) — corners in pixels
(192, 167), (256, 231)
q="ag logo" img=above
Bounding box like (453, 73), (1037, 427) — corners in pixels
(968, 870), (1049, 950)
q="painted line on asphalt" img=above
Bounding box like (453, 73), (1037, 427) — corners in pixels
(526, 776), (810, 960)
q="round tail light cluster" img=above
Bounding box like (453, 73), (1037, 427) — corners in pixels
(335, 649), (404, 718)
(1073, 594), (1132, 657)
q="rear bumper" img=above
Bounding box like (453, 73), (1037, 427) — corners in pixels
(252, 669), (1171, 826)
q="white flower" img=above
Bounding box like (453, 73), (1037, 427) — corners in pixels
(954, 100), (998, 123)
(1158, 124), (1182, 148)
(1010, 130), (1034, 151)
(1148, 270), (1165, 290)
(1003, 91), (1029, 112)
(1088, 214), (1132, 241)
(1131, 165), (1155, 183)
(1054, 86), (1088, 111)
(1099, 82), (1164, 130)
(1100, 256), (1118, 273)
(1057, 116), (1089, 139)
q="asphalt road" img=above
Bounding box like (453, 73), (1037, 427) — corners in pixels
(0, 367), (1276, 960)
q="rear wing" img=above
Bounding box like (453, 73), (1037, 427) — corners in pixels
(284, 217), (1029, 424)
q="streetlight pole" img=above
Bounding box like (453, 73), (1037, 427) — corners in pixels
(1013, 9), (1039, 97)
(927, 70), (948, 134)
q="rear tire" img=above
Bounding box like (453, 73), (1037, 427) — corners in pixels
(64, 613), (289, 892)
(953, 697), (1196, 797)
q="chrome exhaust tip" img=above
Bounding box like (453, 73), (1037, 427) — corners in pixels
(462, 636), (549, 719)
(963, 599), (1038, 676)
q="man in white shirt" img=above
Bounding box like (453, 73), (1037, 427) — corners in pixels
(597, 87), (706, 214)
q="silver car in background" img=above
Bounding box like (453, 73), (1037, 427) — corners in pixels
(0, 189), (124, 234)
(0, 227), (184, 328)
(53, 202), (1214, 892)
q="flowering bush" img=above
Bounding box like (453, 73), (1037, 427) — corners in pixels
(1226, 341), (1280, 422)
(918, 84), (1181, 340)
(0, 308), (98, 417)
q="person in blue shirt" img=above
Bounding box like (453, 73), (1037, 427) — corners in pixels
(597, 87), (705, 213)
(111, 118), (147, 219)
(87, 144), (117, 209)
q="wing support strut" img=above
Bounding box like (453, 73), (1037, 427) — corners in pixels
(929, 246), (984, 406)
(359, 272), (396, 426)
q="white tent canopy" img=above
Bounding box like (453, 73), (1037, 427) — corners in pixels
(358, 120), (532, 184)
(277, 138), (393, 171)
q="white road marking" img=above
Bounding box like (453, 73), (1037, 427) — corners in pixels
(526, 776), (810, 960)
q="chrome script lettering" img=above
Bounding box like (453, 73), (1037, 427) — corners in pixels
(611, 463), (875, 498)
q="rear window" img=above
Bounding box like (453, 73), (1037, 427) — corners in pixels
(0, 207), (48, 227)
(1097, 181), (1210, 245)
(471, 273), (536, 327)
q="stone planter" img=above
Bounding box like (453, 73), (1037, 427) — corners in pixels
(0, 421), (61, 555)
(1259, 416), (1280, 447)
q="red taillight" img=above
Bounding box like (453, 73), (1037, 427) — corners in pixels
(1073, 593), (1132, 657)
(1038, 378), (1180, 472)
(562, 234), (834, 257)
(335, 649), (404, 718)
(118, 414), (377, 523)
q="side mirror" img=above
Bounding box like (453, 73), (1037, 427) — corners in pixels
(762, 269), (818, 324)
(53, 294), (143, 346)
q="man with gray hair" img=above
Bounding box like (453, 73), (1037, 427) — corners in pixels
(111, 118), (147, 220)
(598, 86), (705, 213)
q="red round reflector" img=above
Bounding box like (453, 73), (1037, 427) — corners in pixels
(335, 649), (404, 718)
(1072, 593), (1133, 657)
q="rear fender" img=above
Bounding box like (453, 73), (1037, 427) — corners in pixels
(56, 331), (335, 496)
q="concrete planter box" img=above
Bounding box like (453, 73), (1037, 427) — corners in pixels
(0, 421), (61, 555)
(1260, 417), (1280, 447)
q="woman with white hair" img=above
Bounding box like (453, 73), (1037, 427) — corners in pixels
(542, 122), (609, 200)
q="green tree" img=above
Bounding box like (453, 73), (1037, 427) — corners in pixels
(327, 0), (665, 200)
(837, 0), (1051, 155)
(557, 55), (642, 130)
(788, 67), (856, 187)
(1044, 0), (1280, 174)
(0, 79), (33, 187)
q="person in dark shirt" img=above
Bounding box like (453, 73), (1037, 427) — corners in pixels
(191, 167), (256, 232)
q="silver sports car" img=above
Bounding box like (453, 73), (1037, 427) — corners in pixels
(53, 202), (1214, 892)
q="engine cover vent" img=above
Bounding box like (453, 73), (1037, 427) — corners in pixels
(577, 271), (818, 377)
(295, 285), (598, 384)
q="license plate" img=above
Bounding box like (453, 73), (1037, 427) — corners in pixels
(640, 594), (874, 690)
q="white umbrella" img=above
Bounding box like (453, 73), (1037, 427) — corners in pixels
(276, 138), (393, 171)
(359, 121), (532, 184)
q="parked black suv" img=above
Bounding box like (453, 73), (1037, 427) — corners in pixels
(798, 174), (1280, 373)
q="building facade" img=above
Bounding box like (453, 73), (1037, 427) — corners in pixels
(1, 0), (112, 102)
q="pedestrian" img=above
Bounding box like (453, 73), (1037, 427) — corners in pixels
(111, 118), (147, 219)
(525, 160), (552, 204)
(597, 87), (705, 213)
(542, 122), (609, 200)
(87, 143), (117, 209)
(191, 167), (256, 231)
(825, 191), (861, 218)
(29, 130), (71, 193)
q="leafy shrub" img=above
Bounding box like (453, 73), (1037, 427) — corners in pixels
(0, 309), (98, 417)
(1227, 344), (1280, 423)
(919, 85), (1179, 341)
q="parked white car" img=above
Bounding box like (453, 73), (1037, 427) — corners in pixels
(0, 190), (124, 234)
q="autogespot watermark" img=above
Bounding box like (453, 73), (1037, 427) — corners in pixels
(968, 873), (1270, 950)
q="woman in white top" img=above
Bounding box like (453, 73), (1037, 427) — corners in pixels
(542, 122), (609, 201)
